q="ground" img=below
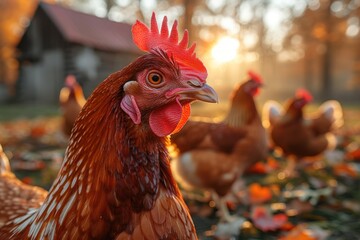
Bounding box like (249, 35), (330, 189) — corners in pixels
(0, 103), (360, 240)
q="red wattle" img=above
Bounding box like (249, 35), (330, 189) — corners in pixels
(149, 99), (190, 137)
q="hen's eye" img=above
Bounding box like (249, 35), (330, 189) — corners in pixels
(147, 71), (164, 87)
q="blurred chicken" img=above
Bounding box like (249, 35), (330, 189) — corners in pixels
(59, 74), (86, 136)
(171, 71), (268, 222)
(0, 145), (10, 175)
(0, 13), (218, 239)
(263, 89), (343, 173)
(0, 144), (47, 228)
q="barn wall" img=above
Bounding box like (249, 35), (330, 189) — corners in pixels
(18, 49), (64, 103)
(64, 44), (139, 97)
(82, 51), (140, 96)
(16, 7), (67, 104)
(15, 5), (141, 104)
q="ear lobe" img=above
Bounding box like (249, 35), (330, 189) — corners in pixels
(123, 81), (140, 94)
(121, 94), (141, 124)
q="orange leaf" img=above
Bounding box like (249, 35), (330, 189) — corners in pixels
(249, 183), (272, 204)
(346, 148), (360, 161)
(280, 231), (316, 240)
(30, 126), (46, 138)
(279, 225), (317, 240)
(333, 163), (358, 178)
(268, 157), (280, 169)
(21, 176), (33, 185)
(246, 162), (267, 174)
(280, 222), (295, 231)
(226, 200), (237, 211)
(246, 158), (280, 174)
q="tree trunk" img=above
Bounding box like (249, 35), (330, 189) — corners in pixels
(183, 0), (197, 42)
(321, 1), (333, 100)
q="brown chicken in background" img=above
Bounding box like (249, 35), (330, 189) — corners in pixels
(0, 144), (47, 228)
(171, 71), (268, 222)
(263, 89), (343, 174)
(0, 13), (218, 239)
(59, 74), (86, 136)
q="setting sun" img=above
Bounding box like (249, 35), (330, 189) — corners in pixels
(211, 36), (239, 63)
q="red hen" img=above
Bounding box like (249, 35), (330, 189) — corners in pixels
(0, 13), (218, 239)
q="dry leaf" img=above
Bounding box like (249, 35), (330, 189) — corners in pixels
(251, 206), (288, 232)
(249, 183), (272, 204)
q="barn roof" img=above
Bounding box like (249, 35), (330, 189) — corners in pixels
(39, 2), (139, 53)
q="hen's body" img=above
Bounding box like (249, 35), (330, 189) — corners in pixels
(0, 14), (218, 239)
(171, 74), (267, 220)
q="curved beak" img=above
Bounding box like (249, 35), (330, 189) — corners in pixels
(178, 83), (218, 103)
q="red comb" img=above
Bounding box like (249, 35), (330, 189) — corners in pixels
(132, 13), (207, 75)
(247, 70), (263, 84)
(296, 88), (313, 102)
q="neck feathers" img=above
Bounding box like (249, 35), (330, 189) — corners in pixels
(283, 101), (304, 123)
(223, 89), (259, 127)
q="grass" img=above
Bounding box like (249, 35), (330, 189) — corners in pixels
(0, 104), (60, 122)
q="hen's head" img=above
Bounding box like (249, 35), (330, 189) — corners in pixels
(292, 88), (313, 109)
(234, 70), (263, 99)
(117, 13), (217, 137)
(246, 70), (263, 96)
(59, 75), (84, 105)
(283, 89), (313, 119)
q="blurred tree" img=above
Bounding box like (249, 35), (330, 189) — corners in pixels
(0, 0), (57, 96)
(0, 0), (36, 95)
(2, 0), (358, 101)
(62, 0), (304, 92)
(351, 5), (360, 88)
(285, 0), (360, 99)
(189, 0), (302, 77)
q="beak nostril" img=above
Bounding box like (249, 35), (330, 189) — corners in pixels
(188, 79), (202, 88)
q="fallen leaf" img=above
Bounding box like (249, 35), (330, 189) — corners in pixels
(346, 148), (360, 161)
(246, 162), (267, 174)
(279, 224), (330, 240)
(279, 231), (316, 240)
(333, 163), (358, 178)
(246, 157), (280, 174)
(286, 199), (313, 216)
(249, 183), (272, 204)
(21, 176), (33, 185)
(251, 205), (288, 232)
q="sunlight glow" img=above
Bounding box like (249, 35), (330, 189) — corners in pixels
(346, 25), (359, 37)
(243, 32), (258, 49)
(211, 37), (239, 63)
(347, 17), (360, 37)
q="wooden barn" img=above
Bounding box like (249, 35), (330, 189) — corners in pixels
(16, 2), (141, 104)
